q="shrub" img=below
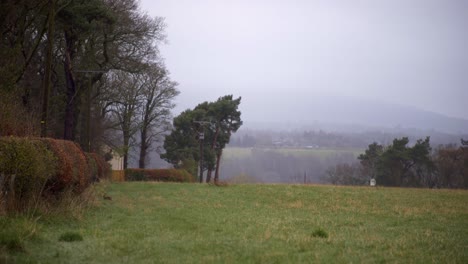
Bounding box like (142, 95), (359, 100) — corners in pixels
(125, 169), (145, 181)
(0, 137), (57, 211)
(0, 137), (108, 214)
(39, 139), (90, 193)
(89, 153), (111, 180)
(0, 232), (24, 252)
(180, 158), (198, 178)
(85, 153), (99, 183)
(125, 169), (194, 182)
(85, 153), (111, 182)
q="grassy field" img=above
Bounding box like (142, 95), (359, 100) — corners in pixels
(223, 147), (364, 160)
(2, 182), (468, 263)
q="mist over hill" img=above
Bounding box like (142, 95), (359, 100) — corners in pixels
(143, 96), (467, 182)
(242, 96), (468, 134)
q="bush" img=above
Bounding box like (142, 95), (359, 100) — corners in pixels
(85, 153), (111, 182)
(89, 153), (111, 180)
(85, 153), (98, 183)
(0, 137), (111, 214)
(39, 138), (90, 193)
(0, 137), (57, 210)
(125, 169), (194, 182)
(0, 232), (24, 252)
(125, 169), (145, 181)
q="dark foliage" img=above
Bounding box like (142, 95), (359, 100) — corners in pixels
(326, 137), (467, 189)
(125, 169), (194, 182)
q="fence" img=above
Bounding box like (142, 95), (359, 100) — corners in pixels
(111, 170), (125, 182)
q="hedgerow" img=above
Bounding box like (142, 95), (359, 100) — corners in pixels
(0, 137), (57, 211)
(39, 138), (90, 193)
(89, 153), (111, 180)
(125, 169), (194, 182)
(0, 136), (110, 213)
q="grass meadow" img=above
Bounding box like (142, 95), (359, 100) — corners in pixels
(223, 147), (364, 160)
(1, 182), (467, 263)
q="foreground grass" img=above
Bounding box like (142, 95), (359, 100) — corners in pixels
(2, 183), (468, 263)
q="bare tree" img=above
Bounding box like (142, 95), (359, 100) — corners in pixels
(105, 70), (144, 169)
(138, 64), (179, 168)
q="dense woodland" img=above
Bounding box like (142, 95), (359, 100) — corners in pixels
(0, 0), (178, 169)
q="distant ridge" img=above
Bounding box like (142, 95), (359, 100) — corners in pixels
(244, 96), (468, 134)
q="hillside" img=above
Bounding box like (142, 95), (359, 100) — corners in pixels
(244, 96), (468, 134)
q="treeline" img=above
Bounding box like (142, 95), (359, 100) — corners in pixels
(0, 0), (178, 168)
(229, 129), (467, 149)
(325, 138), (468, 189)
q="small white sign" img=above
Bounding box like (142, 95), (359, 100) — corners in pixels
(370, 178), (376, 187)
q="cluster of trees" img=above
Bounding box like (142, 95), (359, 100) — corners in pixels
(161, 95), (242, 183)
(325, 137), (468, 189)
(0, 0), (178, 168)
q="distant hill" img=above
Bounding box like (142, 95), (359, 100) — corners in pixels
(244, 96), (468, 134)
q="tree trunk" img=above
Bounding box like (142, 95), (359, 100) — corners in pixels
(139, 125), (148, 169)
(123, 132), (130, 169)
(199, 139), (204, 183)
(63, 72), (76, 140)
(206, 126), (220, 182)
(214, 149), (223, 184)
(40, 0), (55, 138)
(206, 170), (212, 183)
(63, 31), (77, 140)
(123, 154), (128, 170)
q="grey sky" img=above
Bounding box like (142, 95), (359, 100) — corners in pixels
(139, 0), (468, 122)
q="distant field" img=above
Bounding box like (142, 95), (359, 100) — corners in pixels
(2, 182), (467, 263)
(223, 147), (364, 160)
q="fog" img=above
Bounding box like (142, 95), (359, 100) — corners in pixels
(140, 0), (468, 127)
(135, 1), (468, 181)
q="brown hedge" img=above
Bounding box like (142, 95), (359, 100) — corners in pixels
(39, 138), (90, 193)
(88, 153), (111, 181)
(1, 137), (111, 194)
(1, 137), (112, 212)
(125, 169), (195, 182)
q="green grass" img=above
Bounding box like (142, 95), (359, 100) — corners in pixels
(223, 147), (364, 160)
(58, 232), (83, 242)
(2, 182), (468, 263)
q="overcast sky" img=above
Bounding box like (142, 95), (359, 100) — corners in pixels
(139, 0), (468, 122)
